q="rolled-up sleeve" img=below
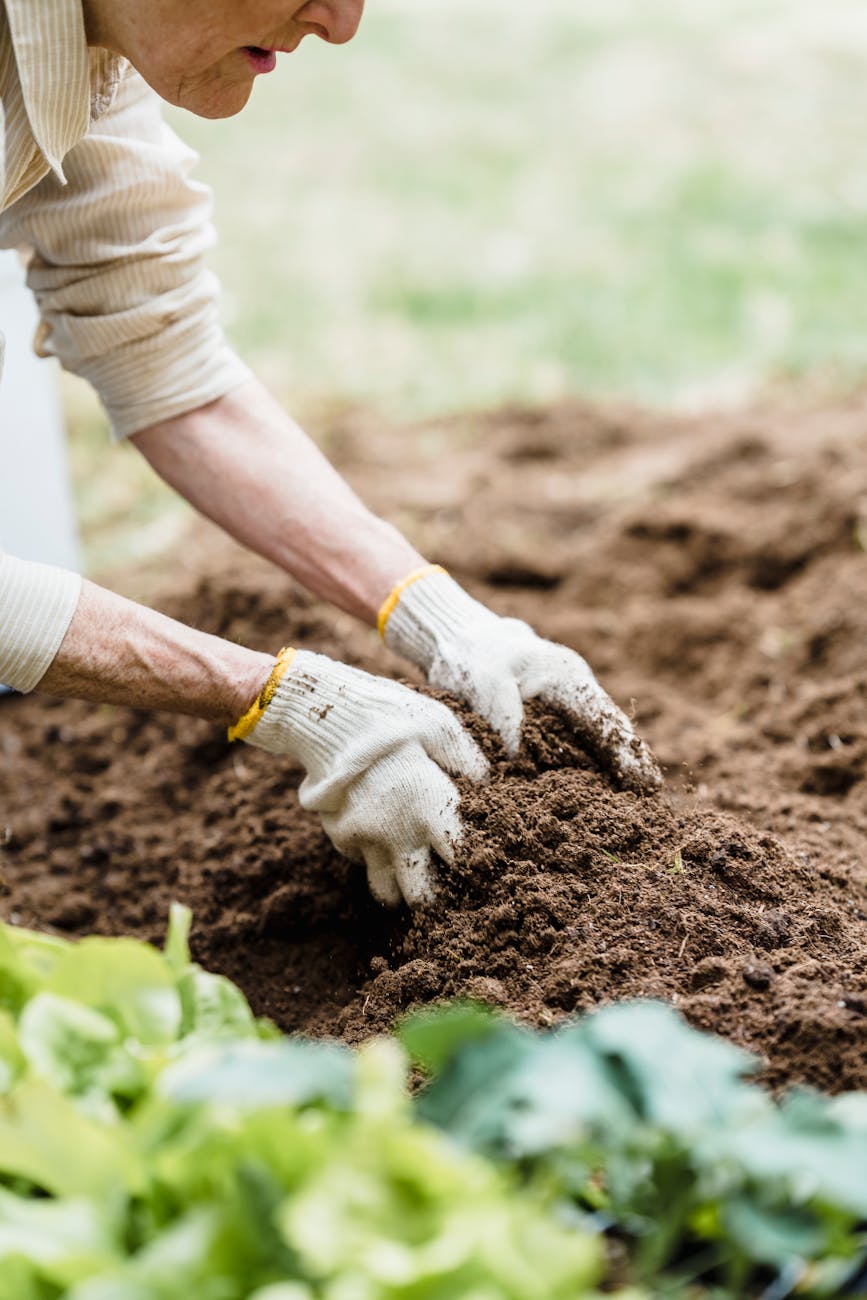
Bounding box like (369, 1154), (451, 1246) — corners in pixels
(2, 68), (251, 440)
(0, 551), (81, 693)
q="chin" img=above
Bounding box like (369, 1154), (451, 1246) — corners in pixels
(176, 79), (254, 119)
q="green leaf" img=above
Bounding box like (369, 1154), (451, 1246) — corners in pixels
(0, 1008), (24, 1092)
(829, 1092), (867, 1132)
(44, 939), (181, 1046)
(0, 923), (68, 1014)
(416, 1022), (631, 1158)
(66, 1280), (155, 1300)
(354, 1038), (411, 1123)
(0, 1080), (140, 1197)
(0, 1256), (46, 1300)
(278, 1111), (601, 1297)
(158, 1038), (354, 1110)
(248, 1287), (315, 1300)
(176, 968), (258, 1040)
(17, 993), (144, 1105)
(163, 903), (192, 973)
(0, 1187), (118, 1286)
(119, 1208), (219, 1289)
(721, 1095), (867, 1218)
(722, 1196), (828, 1267)
(807, 1246), (867, 1299)
(399, 1000), (502, 1074)
(579, 1000), (762, 1135)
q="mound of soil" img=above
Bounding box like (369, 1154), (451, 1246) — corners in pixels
(367, 701), (867, 1096)
(2, 392), (867, 1092)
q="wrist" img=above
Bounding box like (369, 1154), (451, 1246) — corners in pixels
(238, 649), (363, 765)
(332, 516), (426, 626)
(33, 576), (276, 724)
(379, 568), (486, 671)
(227, 647), (296, 738)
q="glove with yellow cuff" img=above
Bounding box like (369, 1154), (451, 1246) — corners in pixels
(230, 648), (488, 907)
(379, 565), (662, 791)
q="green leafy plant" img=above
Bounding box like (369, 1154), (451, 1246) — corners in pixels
(402, 1001), (867, 1296)
(0, 909), (607, 1300)
(3, 909), (867, 1298)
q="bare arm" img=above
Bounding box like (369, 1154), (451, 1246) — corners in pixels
(10, 379), (414, 732)
(131, 379), (425, 625)
(39, 578), (273, 726)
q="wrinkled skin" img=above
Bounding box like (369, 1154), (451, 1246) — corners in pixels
(83, 0), (365, 117)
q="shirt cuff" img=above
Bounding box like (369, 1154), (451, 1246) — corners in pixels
(0, 553), (82, 693)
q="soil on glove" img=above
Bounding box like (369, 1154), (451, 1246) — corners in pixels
(2, 392), (867, 1092)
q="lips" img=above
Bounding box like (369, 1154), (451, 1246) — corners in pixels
(243, 46), (278, 74)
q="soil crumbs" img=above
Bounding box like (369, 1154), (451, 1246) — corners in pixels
(3, 393), (867, 1093)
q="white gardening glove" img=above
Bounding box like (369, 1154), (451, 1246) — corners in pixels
(231, 648), (488, 907)
(380, 566), (662, 791)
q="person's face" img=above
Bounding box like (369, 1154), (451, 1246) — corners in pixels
(100, 1), (365, 118)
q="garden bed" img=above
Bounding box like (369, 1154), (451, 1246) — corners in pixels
(2, 392), (866, 1091)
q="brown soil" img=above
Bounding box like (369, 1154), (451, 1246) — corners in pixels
(2, 393), (867, 1093)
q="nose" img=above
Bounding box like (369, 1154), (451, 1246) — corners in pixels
(296, 0), (364, 45)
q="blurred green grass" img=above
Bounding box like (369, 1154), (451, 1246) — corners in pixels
(66, 0), (867, 564)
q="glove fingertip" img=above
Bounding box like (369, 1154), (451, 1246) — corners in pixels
(396, 848), (437, 909)
(500, 721), (522, 758)
(364, 846), (403, 908)
(432, 722), (490, 783)
(537, 678), (662, 793)
(431, 814), (462, 868)
(463, 740), (491, 782)
(614, 738), (664, 794)
(486, 685), (524, 758)
(637, 761), (665, 794)
(490, 709), (522, 758)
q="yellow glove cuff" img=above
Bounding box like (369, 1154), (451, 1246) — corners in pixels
(228, 646), (297, 742)
(377, 565), (448, 640)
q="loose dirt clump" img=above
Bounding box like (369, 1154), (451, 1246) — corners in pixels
(2, 393), (867, 1092)
(355, 701), (867, 1094)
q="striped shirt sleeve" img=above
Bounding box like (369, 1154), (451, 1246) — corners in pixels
(0, 551), (81, 692)
(3, 67), (251, 440)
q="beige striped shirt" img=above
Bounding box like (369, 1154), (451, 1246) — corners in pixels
(0, 0), (252, 694)
(0, 0), (250, 440)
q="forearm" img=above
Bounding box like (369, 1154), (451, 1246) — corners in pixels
(131, 379), (424, 624)
(39, 579), (273, 727)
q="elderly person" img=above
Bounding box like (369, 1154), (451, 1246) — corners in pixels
(0, 0), (660, 907)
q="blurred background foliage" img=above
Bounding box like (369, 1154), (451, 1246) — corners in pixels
(65, 0), (867, 566)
